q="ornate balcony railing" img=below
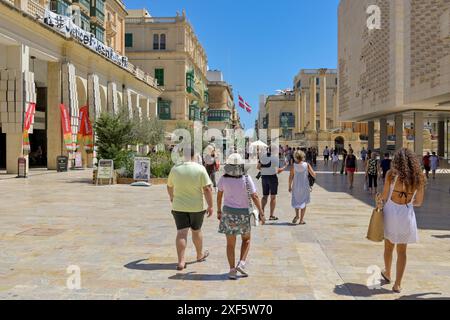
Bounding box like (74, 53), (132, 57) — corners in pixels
(27, 0), (45, 18)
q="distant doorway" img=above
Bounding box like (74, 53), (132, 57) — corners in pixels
(0, 132), (5, 169)
(335, 136), (345, 154)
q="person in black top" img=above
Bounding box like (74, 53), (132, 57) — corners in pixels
(380, 153), (392, 181)
(345, 149), (357, 189)
(340, 149), (348, 175)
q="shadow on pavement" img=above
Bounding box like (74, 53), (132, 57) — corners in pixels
(334, 283), (393, 297)
(397, 293), (450, 300)
(169, 272), (230, 281)
(124, 259), (179, 271)
(315, 161), (450, 231)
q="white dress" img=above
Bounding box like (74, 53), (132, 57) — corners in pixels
(383, 176), (419, 244)
(291, 162), (311, 210)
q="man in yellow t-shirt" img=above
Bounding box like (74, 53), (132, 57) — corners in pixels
(167, 148), (213, 271)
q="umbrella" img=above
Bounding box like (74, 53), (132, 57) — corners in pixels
(250, 140), (268, 148)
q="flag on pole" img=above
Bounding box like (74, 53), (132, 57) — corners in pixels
(238, 95), (252, 113)
(22, 102), (36, 152)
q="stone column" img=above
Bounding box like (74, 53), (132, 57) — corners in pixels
(332, 89), (339, 128)
(295, 91), (301, 134)
(395, 114), (404, 151)
(414, 112), (424, 156)
(368, 121), (375, 151)
(319, 69), (327, 131)
(140, 97), (150, 120)
(107, 82), (118, 114)
(380, 117), (388, 155)
(47, 62), (62, 170)
(437, 121), (445, 157)
(301, 89), (306, 132)
(5, 45), (29, 174)
(309, 77), (317, 131)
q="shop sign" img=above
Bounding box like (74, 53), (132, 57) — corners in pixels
(43, 10), (128, 69)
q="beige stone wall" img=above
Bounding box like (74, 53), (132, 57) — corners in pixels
(338, 0), (450, 121)
(104, 0), (127, 55)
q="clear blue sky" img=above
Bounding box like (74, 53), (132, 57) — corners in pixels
(125, 0), (340, 129)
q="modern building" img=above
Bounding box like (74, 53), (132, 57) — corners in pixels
(124, 9), (209, 132)
(258, 68), (368, 153)
(0, 0), (161, 174)
(206, 70), (240, 131)
(338, 0), (450, 160)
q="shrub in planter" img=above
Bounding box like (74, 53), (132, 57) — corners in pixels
(149, 151), (174, 178)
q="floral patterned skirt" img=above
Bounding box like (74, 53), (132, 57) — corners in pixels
(218, 206), (251, 235)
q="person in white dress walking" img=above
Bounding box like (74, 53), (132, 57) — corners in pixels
(381, 148), (425, 293)
(288, 150), (316, 225)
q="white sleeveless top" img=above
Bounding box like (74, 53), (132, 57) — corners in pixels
(383, 176), (419, 244)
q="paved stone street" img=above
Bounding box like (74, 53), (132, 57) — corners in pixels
(1, 163), (450, 300)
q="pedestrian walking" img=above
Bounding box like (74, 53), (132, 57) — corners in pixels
(167, 147), (214, 271)
(345, 149), (357, 189)
(217, 153), (265, 280)
(332, 150), (340, 175)
(422, 152), (431, 179)
(340, 148), (348, 175)
(204, 147), (218, 191)
(380, 153), (392, 181)
(323, 146), (330, 166)
(257, 148), (286, 221)
(361, 147), (368, 162)
(289, 150), (316, 225)
(381, 148), (425, 293)
(366, 152), (380, 194)
(430, 152), (439, 179)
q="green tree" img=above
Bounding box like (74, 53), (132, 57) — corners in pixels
(94, 112), (134, 169)
(132, 117), (166, 147)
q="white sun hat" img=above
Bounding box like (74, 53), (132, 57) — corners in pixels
(226, 153), (245, 165)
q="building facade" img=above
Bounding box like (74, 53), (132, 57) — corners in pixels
(258, 68), (368, 154)
(125, 9), (209, 132)
(206, 70), (240, 131)
(0, 0), (161, 174)
(338, 0), (450, 159)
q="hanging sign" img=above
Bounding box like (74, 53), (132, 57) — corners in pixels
(78, 106), (94, 152)
(43, 10), (128, 69)
(59, 103), (74, 151)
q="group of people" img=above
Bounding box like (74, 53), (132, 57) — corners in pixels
(166, 143), (427, 293)
(166, 145), (316, 280)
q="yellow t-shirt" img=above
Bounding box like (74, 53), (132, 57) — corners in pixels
(167, 162), (212, 213)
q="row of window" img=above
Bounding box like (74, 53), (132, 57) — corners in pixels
(124, 33), (167, 50)
(279, 112), (295, 128)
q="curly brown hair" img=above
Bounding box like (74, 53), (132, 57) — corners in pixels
(390, 148), (425, 190)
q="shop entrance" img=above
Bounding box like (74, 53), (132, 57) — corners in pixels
(29, 87), (47, 168)
(0, 131), (5, 170)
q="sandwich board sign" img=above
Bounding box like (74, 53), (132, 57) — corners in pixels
(96, 159), (114, 185)
(133, 157), (151, 182)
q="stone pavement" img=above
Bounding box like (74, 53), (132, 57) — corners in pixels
(0, 163), (449, 300)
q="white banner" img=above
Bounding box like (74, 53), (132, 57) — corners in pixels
(43, 10), (128, 69)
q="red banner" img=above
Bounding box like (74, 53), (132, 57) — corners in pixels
(22, 102), (36, 152)
(59, 103), (74, 151)
(77, 106), (94, 152)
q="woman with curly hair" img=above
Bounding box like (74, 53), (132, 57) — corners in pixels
(380, 148), (426, 293)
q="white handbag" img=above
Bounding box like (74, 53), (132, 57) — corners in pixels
(244, 175), (259, 227)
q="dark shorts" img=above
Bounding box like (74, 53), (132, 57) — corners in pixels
(424, 165), (431, 172)
(262, 175), (279, 196)
(324, 155), (330, 161)
(172, 211), (206, 231)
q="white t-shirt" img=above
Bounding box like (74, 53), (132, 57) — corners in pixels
(332, 154), (339, 162)
(259, 154), (279, 176)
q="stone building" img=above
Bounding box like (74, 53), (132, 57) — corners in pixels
(259, 68), (369, 154)
(124, 9), (209, 133)
(0, 0), (161, 174)
(338, 0), (449, 159)
(206, 70), (241, 131)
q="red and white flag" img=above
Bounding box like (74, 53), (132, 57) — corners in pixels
(238, 95), (252, 113)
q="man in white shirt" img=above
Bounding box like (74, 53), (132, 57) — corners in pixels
(257, 147), (286, 221)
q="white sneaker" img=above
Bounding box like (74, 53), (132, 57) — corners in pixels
(236, 261), (248, 277)
(228, 268), (238, 280)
